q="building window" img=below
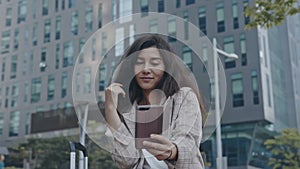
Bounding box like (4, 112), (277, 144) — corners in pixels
(1, 58), (5, 81)
(31, 77), (41, 103)
(32, 23), (38, 46)
(231, 73), (244, 107)
(183, 11), (189, 40)
(11, 84), (19, 107)
(1, 31), (10, 54)
(5, 87), (9, 108)
(202, 44), (208, 72)
(232, 0), (239, 29)
(98, 3), (102, 28)
(186, 0), (194, 5)
(112, 0), (117, 21)
(44, 19), (51, 43)
(5, 7), (12, 26)
(198, 7), (206, 35)
(62, 0), (65, 10)
(149, 19), (158, 33)
(9, 111), (20, 137)
(182, 46), (192, 71)
(266, 74), (272, 107)
(17, 0), (27, 24)
(158, 0), (164, 12)
(0, 112), (3, 135)
(119, 0), (133, 23)
(129, 24), (135, 45)
(92, 38), (96, 61)
(22, 53), (28, 75)
(216, 2), (225, 33)
(84, 68), (91, 93)
(40, 47), (47, 72)
(0, 88), (2, 108)
(141, 0), (149, 16)
(115, 28), (124, 56)
(24, 81), (29, 102)
(101, 32), (107, 56)
(224, 36), (236, 69)
(55, 44), (60, 69)
(240, 33), (247, 66)
(243, 0), (250, 25)
(10, 55), (17, 79)
(69, 0), (75, 8)
(61, 72), (68, 98)
(168, 16), (176, 42)
(47, 75), (55, 100)
(85, 6), (93, 32)
(42, 0), (49, 16)
(32, 0), (37, 18)
(55, 0), (59, 12)
(99, 64), (107, 91)
(71, 11), (78, 35)
(14, 28), (20, 51)
(63, 41), (74, 67)
(251, 71), (259, 105)
(55, 16), (61, 40)
(176, 0), (180, 8)
(25, 112), (30, 134)
(29, 52), (33, 74)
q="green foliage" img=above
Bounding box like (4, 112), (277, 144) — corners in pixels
(245, 0), (300, 29)
(264, 128), (300, 169)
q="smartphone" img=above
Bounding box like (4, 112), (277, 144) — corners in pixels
(135, 105), (164, 149)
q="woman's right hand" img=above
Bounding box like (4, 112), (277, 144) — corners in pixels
(105, 83), (126, 130)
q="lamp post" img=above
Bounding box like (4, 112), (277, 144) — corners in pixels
(213, 38), (238, 169)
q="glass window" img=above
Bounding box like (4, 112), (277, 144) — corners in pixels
(84, 67), (91, 93)
(240, 33), (247, 66)
(129, 24), (135, 45)
(25, 112), (30, 134)
(55, 16), (61, 40)
(99, 64), (107, 91)
(62, 0), (65, 10)
(22, 52), (28, 75)
(6, 7), (12, 26)
(198, 7), (206, 35)
(44, 19), (51, 43)
(158, 0), (164, 12)
(11, 84), (19, 107)
(42, 0), (49, 16)
(1, 58), (5, 81)
(55, 0), (59, 12)
(18, 0), (27, 24)
(183, 11), (189, 40)
(141, 0), (149, 16)
(32, 0), (37, 18)
(63, 41), (74, 67)
(71, 11), (78, 35)
(40, 47), (47, 72)
(10, 55), (17, 79)
(98, 3), (102, 28)
(149, 19), (158, 33)
(0, 112), (3, 135)
(168, 16), (176, 42)
(9, 111), (20, 137)
(79, 38), (85, 63)
(115, 27), (124, 56)
(231, 73), (244, 107)
(31, 77), (41, 103)
(47, 75), (55, 100)
(202, 44), (208, 72)
(32, 23), (38, 46)
(251, 71), (259, 104)
(176, 0), (180, 8)
(92, 38), (96, 61)
(29, 52), (33, 74)
(119, 0), (132, 23)
(13, 28), (19, 51)
(69, 0), (75, 8)
(55, 44), (60, 69)
(61, 72), (67, 98)
(24, 81), (29, 102)
(232, 0), (239, 29)
(112, 0), (117, 21)
(216, 2), (225, 33)
(182, 46), (192, 71)
(1, 31), (10, 54)
(186, 0), (194, 5)
(243, 0), (250, 25)
(101, 32), (107, 56)
(224, 36), (236, 68)
(5, 87), (9, 108)
(85, 6), (93, 32)
(0, 88), (2, 108)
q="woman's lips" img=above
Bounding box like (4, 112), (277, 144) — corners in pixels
(140, 77), (154, 82)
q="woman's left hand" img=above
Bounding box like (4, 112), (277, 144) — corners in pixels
(143, 134), (177, 161)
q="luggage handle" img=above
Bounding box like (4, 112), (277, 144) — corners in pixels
(69, 141), (88, 169)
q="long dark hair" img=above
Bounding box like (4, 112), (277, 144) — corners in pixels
(112, 34), (207, 126)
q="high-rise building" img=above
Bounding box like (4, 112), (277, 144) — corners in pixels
(0, 0), (299, 169)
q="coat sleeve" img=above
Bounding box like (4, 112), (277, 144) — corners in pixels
(166, 89), (205, 169)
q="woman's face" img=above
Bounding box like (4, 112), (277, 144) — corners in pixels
(134, 47), (165, 92)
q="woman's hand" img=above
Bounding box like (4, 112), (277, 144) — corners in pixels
(143, 134), (178, 161)
(105, 83), (126, 130)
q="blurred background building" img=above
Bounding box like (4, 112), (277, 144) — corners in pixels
(0, 0), (299, 169)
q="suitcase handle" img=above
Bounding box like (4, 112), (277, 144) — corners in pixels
(69, 142), (88, 169)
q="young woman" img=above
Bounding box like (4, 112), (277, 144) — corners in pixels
(105, 34), (206, 169)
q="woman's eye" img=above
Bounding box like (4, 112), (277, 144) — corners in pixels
(135, 61), (144, 65)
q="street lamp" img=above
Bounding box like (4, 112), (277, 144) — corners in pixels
(213, 38), (238, 169)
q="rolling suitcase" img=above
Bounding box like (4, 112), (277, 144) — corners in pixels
(69, 141), (88, 169)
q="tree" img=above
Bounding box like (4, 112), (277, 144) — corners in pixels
(245, 0), (300, 28)
(264, 128), (300, 169)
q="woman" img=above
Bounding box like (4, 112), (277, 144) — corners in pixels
(105, 34), (206, 169)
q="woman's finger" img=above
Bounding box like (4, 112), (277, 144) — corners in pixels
(143, 141), (168, 151)
(150, 134), (171, 145)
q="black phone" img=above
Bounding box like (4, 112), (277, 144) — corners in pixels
(135, 105), (164, 149)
